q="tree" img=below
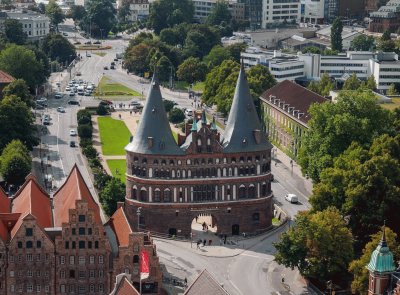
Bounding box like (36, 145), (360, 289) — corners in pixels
(0, 44), (46, 89)
(274, 207), (353, 283)
(387, 83), (399, 95)
(203, 45), (232, 69)
(206, 1), (232, 26)
(45, 0), (65, 30)
(298, 91), (394, 182)
(183, 25), (220, 59)
(331, 17), (343, 52)
(100, 177), (126, 216)
(124, 43), (151, 74)
(377, 39), (396, 52)
(177, 57), (207, 84)
(2, 79), (33, 107)
(0, 96), (38, 151)
(78, 124), (93, 139)
(156, 55), (172, 82)
(226, 43), (247, 62)
(168, 107), (185, 123)
(0, 140), (32, 185)
(164, 99), (176, 113)
(70, 5), (87, 22)
(82, 0), (116, 38)
(3, 19), (26, 45)
(309, 134), (400, 243)
(361, 76), (377, 91)
(41, 33), (76, 63)
(342, 73), (361, 90)
(302, 46), (322, 54)
(381, 29), (391, 41)
(351, 34), (375, 51)
(159, 28), (180, 46)
(148, 0), (194, 34)
(349, 227), (400, 295)
(38, 2), (46, 13)
(307, 73), (334, 96)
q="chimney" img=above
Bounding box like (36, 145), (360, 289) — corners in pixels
(253, 129), (261, 144)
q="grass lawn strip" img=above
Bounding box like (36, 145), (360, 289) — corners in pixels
(106, 159), (126, 183)
(381, 98), (400, 110)
(97, 117), (132, 155)
(95, 76), (141, 97)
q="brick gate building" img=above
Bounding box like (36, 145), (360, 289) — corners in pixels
(125, 65), (274, 237)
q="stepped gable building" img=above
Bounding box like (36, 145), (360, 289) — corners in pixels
(0, 166), (161, 295)
(124, 65), (273, 237)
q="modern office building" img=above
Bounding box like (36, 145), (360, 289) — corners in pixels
(300, 0), (324, 23)
(116, 0), (149, 22)
(124, 67), (274, 237)
(192, 0), (246, 23)
(261, 0), (301, 28)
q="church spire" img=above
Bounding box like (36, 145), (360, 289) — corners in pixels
(221, 60), (271, 153)
(125, 73), (183, 155)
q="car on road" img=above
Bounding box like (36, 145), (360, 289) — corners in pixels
(36, 97), (47, 104)
(110, 65), (115, 69)
(69, 141), (76, 147)
(93, 40), (101, 44)
(68, 100), (80, 105)
(73, 41), (81, 45)
(65, 86), (71, 91)
(55, 93), (63, 99)
(76, 72), (82, 76)
(69, 130), (77, 136)
(34, 103), (45, 110)
(285, 193), (298, 204)
(57, 107), (65, 113)
(103, 66), (108, 70)
(111, 62), (115, 66)
(84, 41), (91, 45)
(69, 92), (75, 97)
(114, 58), (118, 62)
(62, 32), (68, 36)
(56, 82), (61, 87)
(86, 53), (91, 57)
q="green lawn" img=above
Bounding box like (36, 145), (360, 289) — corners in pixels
(192, 81), (205, 92)
(97, 117), (132, 155)
(381, 98), (400, 110)
(93, 52), (106, 57)
(106, 160), (126, 183)
(172, 130), (178, 143)
(173, 81), (205, 92)
(95, 76), (140, 97)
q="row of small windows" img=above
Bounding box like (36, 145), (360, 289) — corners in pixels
(64, 240), (99, 249)
(17, 240), (41, 249)
(9, 284), (50, 293)
(59, 254), (104, 265)
(60, 269), (105, 279)
(9, 270), (49, 278)
(133, 155), (268, 165)
(9, 253), (50, 262)
(60, 284), (104, 293)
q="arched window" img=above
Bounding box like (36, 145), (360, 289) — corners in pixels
(197, 138), (202, 146)
(239, 186), (246, 199)
(142, 168), (146, 177)
(153, 159), (158, 165)
(133, 255), (139, 263)
(164, 190), (171, 202)
(177, 170), (181, 178)
(247, 156), (252, 162)
(262, 183), (267, 196)
(248, 185), (256, 198)
(132, 187), (137, 199)
(169, 159), (174, 165)
(228, 168), (233, 177)
(142, 158), (147, 164)
(134, 157), (139, 162)
(154, 190), (161, 202)
(26, 241), (33, 248)
(140, 189), (147, 202)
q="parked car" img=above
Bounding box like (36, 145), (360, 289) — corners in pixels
(285, 194), (298, 204)
(36, 97), (47, 104)
(65, 86), (71, 91)
(57, 107), (65, 113)
(62, 32), (68, 36)
(69, 141), (76, 147)
(111, 62), (115, 66)
(76, 72), (82, 76)
(103, 66), (108, 70)
(110, 65), (115, 69)
(68, 100), (80, 105)
(69, 92), (75, 97)
(93, 40), (101, 44)
(55, 93), (63, 99)
(69, 129), (77, 136)
(84, 41), (91, 45)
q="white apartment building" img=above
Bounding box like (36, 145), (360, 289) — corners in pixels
(115, 0), (149, 22)
(300, 0), (324, 23)
(192, 0), (245, 23)
(242, 47), (400, 92)
(5, 11), (50, 40)
(262, 0), (301, 28)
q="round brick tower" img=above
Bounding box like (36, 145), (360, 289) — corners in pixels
(125, 65), (274, 237)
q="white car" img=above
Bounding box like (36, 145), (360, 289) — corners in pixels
(36, 97), (47, 104)
(285, 194), (298, 204)
(65, 86), (71, 91)
(69, 129), (77, 136)
(57, 107), (65, 113)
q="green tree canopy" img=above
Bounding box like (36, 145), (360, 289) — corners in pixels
(3, 19), (26, 45)
(307, 73), (334, 96)
(156, 55), (172, 82)
(387, 83), (399, 95)
(45, 0), (65, 30)
(309, 134), (400, 243)
(331, 17), (343, 52)
(361, 75), (377, 91)
(302, 46), (322, 54)
(342, 73), (361, 90)
(168, 107), (185, 123)
(70, 5), (87, 21)
(351, 34), (375, 51)
(0, 140), (32, 185)
(0, 96), (38, 151)
(41, 33), (76, 63)
(183, 25), (220, 59)
(206, 1), (232, 26)
(2, 79), (33, 107)
(349, 227), (400, 295)
(203, 45), (232, 69)
(274, 207), (353, 283)
(159, 28), (181, 45)
(0, 44), (47, 89)
(177, 57), (207, 84)
(298, 91), (394, 182)
(381, 29), (391, 41)
(82, 0), (116, 38)
(99, 177), (125, 216)
(148, 0), (194, 34)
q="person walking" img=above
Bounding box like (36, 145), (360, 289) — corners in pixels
(203, 239), (206, 247)
(196, 240), (200, 250)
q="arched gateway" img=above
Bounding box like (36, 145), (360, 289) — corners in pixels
(124, 65), (274, 237)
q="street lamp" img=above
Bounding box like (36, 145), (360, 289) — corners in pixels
(136, 207), (142, 231)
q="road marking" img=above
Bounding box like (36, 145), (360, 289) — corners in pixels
(240, 253), (265, 259)
(56, 113), (66, 180)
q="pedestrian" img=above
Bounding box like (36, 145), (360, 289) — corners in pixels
(219, 239), (222, 246)
(130, 111), (132, 115)
(224, 235), (227, 244)
(275, 162), (277, 167)
(196, 241), (200, 249)
(203, 239), (206, 247)
(119, 114), (121, 119)
(195, 216), (198, 223)
(208, 239), (212, 246)
(184, 277), (187, 287)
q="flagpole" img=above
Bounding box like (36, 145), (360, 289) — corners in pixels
(139, 276), (142, 295)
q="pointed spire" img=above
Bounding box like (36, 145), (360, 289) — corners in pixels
(211, 117), (217, 131)
(379, 221), (388, 247)
(221, 62), (272, 153)
(201, 110), (207, 125)
(125, 73), (183, 155)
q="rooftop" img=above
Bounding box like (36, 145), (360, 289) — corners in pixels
(184, 269), (229, 295)
(110, 273), (140, 295)
(108, 206), (133, 248)
(0, 70), (14, 84)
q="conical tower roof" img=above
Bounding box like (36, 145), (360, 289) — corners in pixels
(367, 225), (396, 274)
(125, 74), (184, 155)
(222, 63), (272, 153)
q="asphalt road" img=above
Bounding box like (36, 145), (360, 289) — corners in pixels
(38, 20), (313, 295)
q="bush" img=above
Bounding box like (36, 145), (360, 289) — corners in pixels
(93, 168), (112, 190)
(164, 99), (176, 113)
(168, 108), (185, 124)
(77, 109), (92, 122)
(89, 157), (102, 169)
(83, 145), (97, 159)
(96, 104), (108, 115)
(78, 124), (93, 139)
(79, 138), (92, 148)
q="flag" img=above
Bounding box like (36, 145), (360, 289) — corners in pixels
(140, 250), (150, 280)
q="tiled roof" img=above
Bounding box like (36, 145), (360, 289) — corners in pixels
(260, 80), (328, 124)
(0, 187), (10, 213)
(0, 213), (21, 241)
(0, 70), (14, 84)
(108, 207), (132, 247)
(184, 269), (229, 295)
(53, 165), (102, 227)
(12, 174), (52, 229)
(110, 274), (140, 295)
